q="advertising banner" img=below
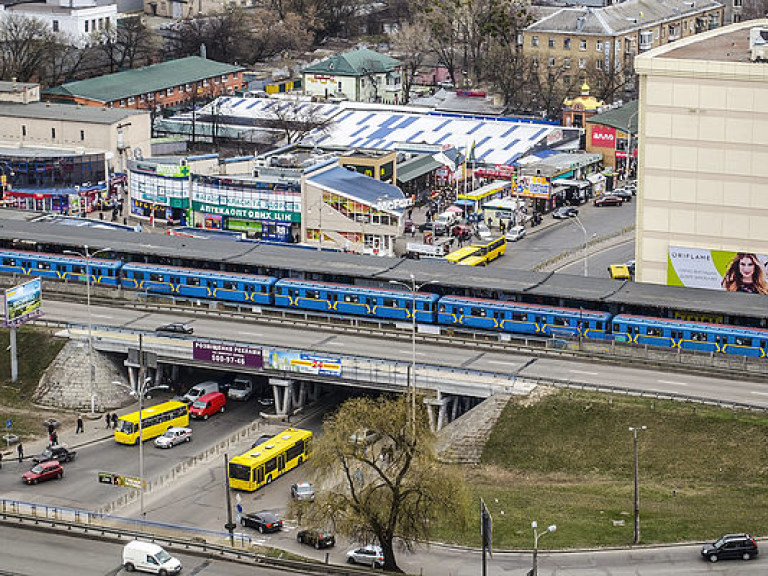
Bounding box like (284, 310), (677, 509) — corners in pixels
(5, 278), (42, 327)
(591, 126), (616, 148)
(268, 350), (342, 377)
(667, 247), (768, 294)
(515, 175), (550, 199)
(193, 341), (263, 368)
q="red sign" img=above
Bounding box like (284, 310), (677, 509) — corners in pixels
(456, 90), (487, 98)
(591, 126), (616, 148)
(474, 164), (515, 180)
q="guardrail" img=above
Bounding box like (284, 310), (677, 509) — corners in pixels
(0, 499), (368, 576)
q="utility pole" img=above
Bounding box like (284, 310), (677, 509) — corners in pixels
(224, 453), (236, 545)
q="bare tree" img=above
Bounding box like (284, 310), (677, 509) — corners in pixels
(391, 20), (429, 104)
(740, 0), (768, 19)
(42, 39), (95, 85)
(262, 96), (334, 143)
(0, 14), (58, 82)
(241, 9), (313, 62)
(170, 8), (251, 62)
(420, 0), (461, 86)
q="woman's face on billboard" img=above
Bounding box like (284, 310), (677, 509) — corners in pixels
(739, 256), (756, 281)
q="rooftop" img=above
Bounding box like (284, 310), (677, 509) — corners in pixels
(0, 101), (144, 124)
(586, 100), (638, 134)
(657, 19), (767, 61)
(302, 48), (400, 76)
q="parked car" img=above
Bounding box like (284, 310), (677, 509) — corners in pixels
(291, 481), (315, 501)
(297, 528), (336, 549)
(552, 206), (579, 219)
(32, 444), (76, 464)
(624, 182), (637, 195)
(403, 219), (415, 234)
(23, 461), (63, 484)
(346, 545), (385, 568)
(240, 511), (283, 533)
(154, 427), (192, 448)
(418, 221), (447, 236)
(123, 541), (182, 575)
(155, 322), (193, 334)
(505, 225), (526, 242)
(612, 188), (633, 202)
(701, 533), (758, 562)
(189, 391), (226, 420)
(594, 194), (624, 207)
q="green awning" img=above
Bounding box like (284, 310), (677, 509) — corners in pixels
(396, 155), (444, 183)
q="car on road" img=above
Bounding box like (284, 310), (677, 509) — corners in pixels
(297, 528), (335, 549)
(23, 461), (63, 484)
(291, 481), (315, 501)
(155, 322), (193, 335)
(32, 444), (76, 464)
(505, 225), (526, 242)
(611, 188), (633, 202)
(227, 375), (253, 401)
(552, 206), (579, 219)
(189, 391), (226, 420)
(701, 533), (758, 562)
(346, 545), (385, 568)
(625, 260), (636, 276)
(403, 219), (415, 234)
(418, 221), (447, 236)
(240, 511), (283, 533)
(154, 427), (192, 448)
(594, 194), (624, 207)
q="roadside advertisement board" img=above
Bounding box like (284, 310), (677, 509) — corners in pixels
(590, 126), (616, 148)
(668, 247), (768, 294)
(268, 350), (342, 377)
(4, 278), (42, 327)
(193, 341), (263, 368)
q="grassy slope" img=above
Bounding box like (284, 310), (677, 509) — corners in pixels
(433, 390), (768, 549)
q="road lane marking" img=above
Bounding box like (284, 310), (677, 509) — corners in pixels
(238, 331), (263, 337)
(570, 370), (598, 375)
(487, 360), (519, 367)
(398, 350), (426, 355)
(657, 380), (689, 386)
(92, 314), (113, 318)
(750, 391), (768, 397)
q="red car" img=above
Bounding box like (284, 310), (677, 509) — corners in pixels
(23, 460), (63, 484)
(594, 194), (624, 207)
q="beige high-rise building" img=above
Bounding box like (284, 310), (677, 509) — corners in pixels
(634, 19), (768, 285)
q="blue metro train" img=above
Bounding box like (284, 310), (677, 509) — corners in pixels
(1, 248), (767, 358)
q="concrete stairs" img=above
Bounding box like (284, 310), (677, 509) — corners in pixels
(435, 393), (511, 464)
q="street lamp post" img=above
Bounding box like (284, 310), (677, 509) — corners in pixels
(389, 275), (438, 432)
(570, 216), (589, 278)
(531, 520), (557, 576)
(629, 425), (647, 544)
(65, 245), (111, 414)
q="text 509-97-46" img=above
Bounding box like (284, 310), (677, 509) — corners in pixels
(211, 354), (246, 365)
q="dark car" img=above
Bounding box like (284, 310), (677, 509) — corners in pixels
(552, 206), (579, 219)
(701, 533), (758, 562)
(23, 461), (63, 484)
(32, 445), (76, 464)
(155, 323), (193, 334)
(297, 528), (335, 549)
(418, 221), (447, 236)
(240, 511), (283, 533)
(612, 188), (633, 202)
(594, 194), (624, 207)
(403, 219), (415, 234)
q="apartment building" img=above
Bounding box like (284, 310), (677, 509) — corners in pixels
(523, 0), (724, 100)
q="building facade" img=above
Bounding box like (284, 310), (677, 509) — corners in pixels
(4, 0), (117, 47)
(634, 19), (768, 286)
(523, 0), (725, 101)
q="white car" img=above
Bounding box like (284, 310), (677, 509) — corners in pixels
(505, 225), (526, 242)
(346, 545), (385, 568)
(154, 427), (192, 448)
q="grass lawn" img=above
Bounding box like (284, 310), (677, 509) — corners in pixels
(433, 389), (768, 549)
(0, 327), (66, 441)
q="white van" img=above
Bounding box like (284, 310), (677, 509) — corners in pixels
(182, 380), (220, 405)
(122, 541), (182, 575)
(435, 211), (458, 228)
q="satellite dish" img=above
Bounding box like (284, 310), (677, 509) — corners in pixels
(133, 147), (144, 160)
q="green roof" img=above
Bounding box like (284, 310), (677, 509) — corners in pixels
(43, 57), (244, 103)
(397, 154), (443, 183)
(302, 48), (400, 76)
(587, 100), (638, 134)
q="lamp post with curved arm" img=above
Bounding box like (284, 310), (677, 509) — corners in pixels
(388, 275), (438, 433)
(531, 520), (557, 576)
(64, 245), (111, 414)
(629, 425), (647, 544)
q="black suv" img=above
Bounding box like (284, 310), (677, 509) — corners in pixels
(32, 445), (77, 464)
(297, 528), (335, 549)
(701, 533), (758, 562)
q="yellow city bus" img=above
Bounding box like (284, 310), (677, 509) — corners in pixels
(114, 401), (189, 445)
(460, 237), (507, 266)
(228, 428), (312, 491)
(445, 245), (481, 264)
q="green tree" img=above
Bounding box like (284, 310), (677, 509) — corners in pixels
(303, 396), (468, 573)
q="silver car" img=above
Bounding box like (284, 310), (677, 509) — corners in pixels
(346, 545), (385, 568)
(154, 427), (192, 449)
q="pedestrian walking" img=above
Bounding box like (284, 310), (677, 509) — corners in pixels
(17, 443), (23, 462)
(111, 413), (118, 429)
(0, 451), (3, 469)
(47, 422), (55, 436)
(50, 432), (58, 446)
(105, 413), (111, 429)
(76, 415), (84, 434)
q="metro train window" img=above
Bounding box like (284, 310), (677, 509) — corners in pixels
(289, 289), (298, 298)
(73, 265), (85, 274)
(646, 327), (662, 337)
(344, 294), (359, 303)
(691, 331), (707, 341)
(37, 262), (51, 270)
(595, 322), (604, 330)
(735, 336), (752, 346)
(470, 308), (486, 317)
(150, 273), (164, 282)
(306, 290), (320, 299)
(383, 298), (397, 307)
(493, 311), (504, 320)
(438, 304), (446, 313)
(186, 277), (200, 286)
(512, 312), (526, 322)
(224, 281), (237, 290)
(2, 258), (13, 266)
(553, 317), (568, 326)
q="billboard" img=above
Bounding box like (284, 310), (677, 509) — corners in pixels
(193, 341), (263, 368)
(591, 126), (616, 148)
(668, 247), (768, 294)
(268, 350), (342, 377)
(5, 278), (42, 327)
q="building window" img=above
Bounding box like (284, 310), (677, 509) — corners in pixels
(596, 40), (603, 50)
(532, 35), (539, 47)
(80, 130), (85, 141)
(733, 0), (742, 6)
(579, 58), (586, 69)
(51, 128), (56, 138)
(84, 21), (88, 32)
(105, 16), (110, 27)
(564, 57), (571, 68)
(564, 38), (571, 49)
(140, 94), (146, 101)
(532, 55), (539, 67)
(52, 20), (59, 32)
(563, 74), (571, 85)
(596, 59), (604, 70)
(548, 56), (556, 67)
(579, 39), (587, 50)
(221, 75), (227, 82)
(640, 30), (653, 48)
(548, 37), (555, 48)
(21, 125), (26, 136)
(166, 88), (173, 96)
(185, 83), (191, 92)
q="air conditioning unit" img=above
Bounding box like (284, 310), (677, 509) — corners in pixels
(750, 27), (768, 62)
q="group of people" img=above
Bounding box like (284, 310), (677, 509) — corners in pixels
(104, 413), (119, 430)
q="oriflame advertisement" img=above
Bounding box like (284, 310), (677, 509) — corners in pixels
(667, 247), (768, 294)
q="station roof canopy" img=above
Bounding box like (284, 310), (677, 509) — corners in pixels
(307, 165), (405, 210)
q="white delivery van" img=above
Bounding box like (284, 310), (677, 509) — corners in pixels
(122, 541), (182, 575)
(228, 375), (253, 401)
(435, 211), (458, 228)
(182, 380), (220, 404)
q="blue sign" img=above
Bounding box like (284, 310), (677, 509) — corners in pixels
(5, 418), (11, 429)
(236, 503), (243, 514)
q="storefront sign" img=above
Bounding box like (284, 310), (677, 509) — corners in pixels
(192, 202), (299, 222)
(475, 165), (515, 180)
(591, 126), (616, 147)
(193, 341), (263, 368)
